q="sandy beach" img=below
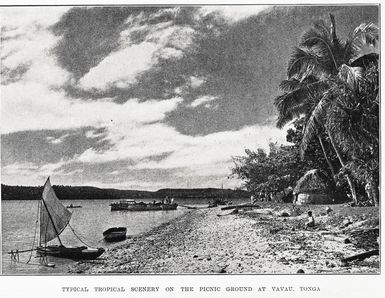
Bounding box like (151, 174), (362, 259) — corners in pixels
(69, 203), (379, 274)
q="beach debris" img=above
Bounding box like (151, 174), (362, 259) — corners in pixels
(340, 217), (353, 229)
(326, 206), (333, 214)
(269, 228), (282, 234)
(214, 266), (227, 273)
(247, 209), (274, 215)
(341, 249), (379, 263)
(179, 204), (198, 209)
(217, 209), (239, 217)
(279, 210), (291, 217)
(297, 269), (305, 274)
(221, 204), (260, 211)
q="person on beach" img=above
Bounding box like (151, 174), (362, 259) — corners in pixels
(306, 211), (315, 227)
(293, 192), (299, 204)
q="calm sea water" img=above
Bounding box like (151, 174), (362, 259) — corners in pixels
(1, 199), (194, 275)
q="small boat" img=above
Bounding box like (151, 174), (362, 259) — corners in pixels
(110, 199), (178, 211)
(36, 178), (104, 260)
(36, 245), (104, 260)
(66, 204), (82, 208)
(103, 227), (127, 242)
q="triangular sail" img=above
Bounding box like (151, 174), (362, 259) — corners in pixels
(40, 178), (72, 244)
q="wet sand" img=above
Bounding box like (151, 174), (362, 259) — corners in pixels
(69, 204), (379, 274)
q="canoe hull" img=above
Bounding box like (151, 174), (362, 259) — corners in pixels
(103, 227), (127, 242)
(36, 245), (105, 260)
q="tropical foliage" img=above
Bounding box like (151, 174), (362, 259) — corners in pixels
(275, 14), (379, 206)
(230, 130), (333, 199)
(232, 15), (379, 206)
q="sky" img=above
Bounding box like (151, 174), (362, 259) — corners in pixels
(0, 5), (378, 190)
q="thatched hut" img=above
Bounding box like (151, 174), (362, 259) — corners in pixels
(293, 169), (333, 205)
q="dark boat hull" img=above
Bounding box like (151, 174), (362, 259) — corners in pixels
(103, 227), (127, 242)
(110, 203), (178, 211)
(37, 245), (105, 260)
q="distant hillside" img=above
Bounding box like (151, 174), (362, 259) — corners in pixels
(1, 184), (250, 201)
(153, 188), (250, 200)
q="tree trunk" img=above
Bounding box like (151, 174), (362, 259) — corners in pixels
(317, 135), (337, 182)
(327, 130), (358, 204)
(367, 176), (379, 207)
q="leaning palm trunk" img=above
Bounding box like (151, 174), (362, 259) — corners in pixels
(367, 176), (379, 207)
(317, 135), (337, 182)
(327, 130), (358, 204)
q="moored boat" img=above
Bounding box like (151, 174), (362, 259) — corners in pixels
(110, 199), (178, 211)
(103, 227), (127, 242)
(66, 203), (82, 208)
(36, 178), (104, 260)
(36, 245), (104, 260)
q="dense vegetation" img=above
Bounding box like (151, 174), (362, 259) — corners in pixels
(1, 184), (250, 201)
(232, 15), (379, 206)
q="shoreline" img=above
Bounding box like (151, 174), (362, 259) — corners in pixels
(69, 203), (379, 274)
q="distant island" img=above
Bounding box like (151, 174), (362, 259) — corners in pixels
(1, 184), (250, 201)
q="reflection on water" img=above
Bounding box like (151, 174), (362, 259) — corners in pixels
(2, 199), (190, 275)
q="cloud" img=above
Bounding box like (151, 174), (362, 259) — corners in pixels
(1, 11), (184, 136)
(200, 6), (270, 22)
(2, 6), (378, 191)
(0, 7), (69, 30)
(1, 80), (182, 133)
(79, 42), (158, 90)
(1, 160), (66, 186)
(135, 124), (287, 170)
(1, 8), (70, 87)
(76, 121), (287, 185)
(189, 76), (205, 88)
(78, 11), (196, 91)
(190, 95), (217, 108)
(77, 122), (188, 163)
(46, 134), (70, 144)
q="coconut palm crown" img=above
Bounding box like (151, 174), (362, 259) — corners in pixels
(274, 14), (379, 205)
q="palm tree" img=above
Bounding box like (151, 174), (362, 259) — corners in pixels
(325, 59), (379, 206)
(274, 14), (378, 204)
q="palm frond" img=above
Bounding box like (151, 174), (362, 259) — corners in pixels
(345, 23), (379, 63)
(287, 47), (326, 78)
(276, 102), (310, 128)
(352, 23), (378, 46)
(279, 76), (321, 92)
(325, 77), (379, 156)
(274, 89), (309, 128)
(338, 64), (364, 91)
(300, 23), (330, 48)
(300, 93), (331, 158)
(279, 78), (302, 92)
(299, 20), (342, 73)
